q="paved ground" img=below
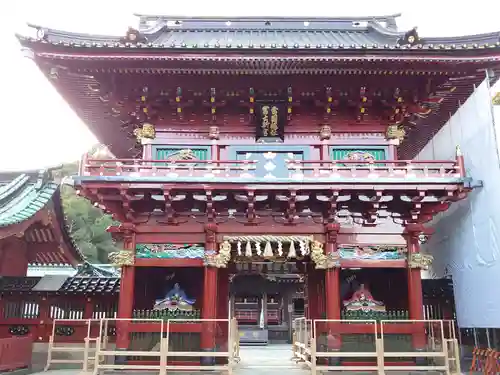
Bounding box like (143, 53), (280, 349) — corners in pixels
(22, 344), (471, 374)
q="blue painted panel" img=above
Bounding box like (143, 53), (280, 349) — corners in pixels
(229, 145), (309, 179)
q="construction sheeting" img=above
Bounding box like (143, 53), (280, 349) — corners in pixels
(32, 275), (69, 292)
(416, 78), (500, 328)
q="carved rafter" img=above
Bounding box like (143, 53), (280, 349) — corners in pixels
(80, 186), (465, 227)
(120, 189), (136, 222)
(162, 189), (176, 224)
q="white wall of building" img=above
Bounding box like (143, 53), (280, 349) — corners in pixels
(416, 77), (500, 328)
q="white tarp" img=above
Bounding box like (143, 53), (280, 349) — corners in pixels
(416, 77), (500, 328)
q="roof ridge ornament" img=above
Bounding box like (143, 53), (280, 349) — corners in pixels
(397, 27), (421, 47)
(121, 27), (147, 44)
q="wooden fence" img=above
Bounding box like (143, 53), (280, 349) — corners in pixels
(0, 336), (33, 371)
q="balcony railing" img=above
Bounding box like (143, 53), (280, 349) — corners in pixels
(79, 155), (465, 181)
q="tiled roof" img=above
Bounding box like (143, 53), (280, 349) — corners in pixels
(17, 15), (500, 53)
(0, 276), (42, 292)
(0, 171), (57, 227)
(0, 276), (120, 294)
(0, 169), (84, 263)
(59, 277), (120, 293)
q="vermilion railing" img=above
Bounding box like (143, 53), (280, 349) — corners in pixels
(287, 159), (462, 178)
(80, 157), (465, 180)
(0, 336), (33, 371)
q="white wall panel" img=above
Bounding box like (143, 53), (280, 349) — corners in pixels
(417, 80), (500, 328)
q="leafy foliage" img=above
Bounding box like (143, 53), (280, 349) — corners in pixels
(58, 158), (118, 263)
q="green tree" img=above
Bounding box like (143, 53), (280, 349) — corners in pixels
(56, 154), (118, 263)
(61, 185), (118, 263)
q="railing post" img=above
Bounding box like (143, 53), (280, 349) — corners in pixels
(80, 152), (89, 176)
(376, 337), (385, 375)
(455, 145), (466, 177)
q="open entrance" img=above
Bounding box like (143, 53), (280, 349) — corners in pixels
(229, 260), (306, 370)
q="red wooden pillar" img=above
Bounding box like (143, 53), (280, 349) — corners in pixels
(217, 268), (230, 350)
(115, 232), (136, 352)
(201, 225), (219, 362)
(307, 267), (318, 319)
(405, 227), (426, 350)
(324, 224), (341, 353)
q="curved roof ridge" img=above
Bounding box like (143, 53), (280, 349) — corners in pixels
(368, 20), (405, 37)
(0, 174), (30, 203)
(133, 13), (402, 21)
(423, 31), (500, 44)
(26, 23), (122, 42)
(0, 180), (57, 226)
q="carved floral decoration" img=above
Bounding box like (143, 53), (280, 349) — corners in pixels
(344, 151), (375, 163)
(136, 244), (205, 259)
(339, 246), (406, 260)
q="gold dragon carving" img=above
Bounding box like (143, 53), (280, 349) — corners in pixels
(108, 250), (135, 267)
(204, 240), (232, 268)
(310, 240), (339, 269)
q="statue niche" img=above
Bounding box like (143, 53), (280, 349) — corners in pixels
(343, 283), (386, 313)
(153, 283), (196, 311)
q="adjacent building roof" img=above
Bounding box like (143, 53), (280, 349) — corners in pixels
(17, 14), (500, 53)
(0, 172), (57, 227)
(0, 275), (120, 294)
(0, 169), (83, 265)
(26, 262), (120, 277)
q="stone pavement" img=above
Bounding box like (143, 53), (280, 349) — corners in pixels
(21, 344), (471, 375)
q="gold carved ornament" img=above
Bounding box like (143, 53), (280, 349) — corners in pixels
(261, 105), (279, 137)
(270, 105), (279, 136)
(204, 240), (231, 268)
(261, 105), (270, 136)
(310, 240), (339, 269)
(133, 123), (156, 143)
(108, 250), (135, 267)
(408, 253), (434, 270)
(386, 124), (406, 143)
(492, 92), (500, 106)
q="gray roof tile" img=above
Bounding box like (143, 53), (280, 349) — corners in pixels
(18, 15), (500, 52)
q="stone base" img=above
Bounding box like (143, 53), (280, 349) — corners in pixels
(200, 348), (216, 365)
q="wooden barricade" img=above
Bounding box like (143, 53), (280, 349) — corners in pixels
(470, 347), (500, 374)
(292, 317), (313, 367)
(164, 318), (233, 374)
(230, 317), (240, 363)
(90, 318), (235, 375)
(299, 319), (461, 375)
(312, 319), (382, 373)
(92, 318), (166, 375)
(45, 319), (101, 372)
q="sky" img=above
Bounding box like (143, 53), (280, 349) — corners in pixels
(1, 0), (499, 171)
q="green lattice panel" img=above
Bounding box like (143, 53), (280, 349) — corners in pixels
(330, 148), (386, 161)
(155, 147), (209, 161)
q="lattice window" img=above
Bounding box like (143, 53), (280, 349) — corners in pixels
(155, 147), (209, 161)
(330, 148), (386, 161)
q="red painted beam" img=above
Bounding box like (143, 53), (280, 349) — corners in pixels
(134, 258), (204, 267)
